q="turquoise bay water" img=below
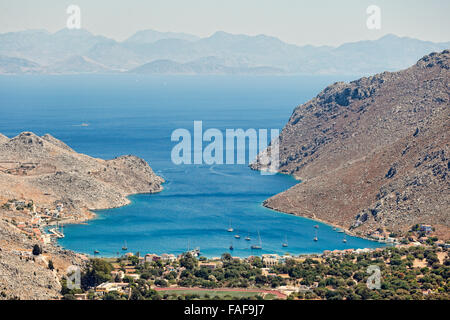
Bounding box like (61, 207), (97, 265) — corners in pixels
(0, 75), (385, 257)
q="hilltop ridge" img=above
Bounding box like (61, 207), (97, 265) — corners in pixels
(1, 29), (449, 75)
(0, 132), (164, 215)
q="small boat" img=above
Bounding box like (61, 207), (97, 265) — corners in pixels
(234, 234), (241, 239)
(282, 235), (288, 247)
(122, 240), (128, 251)
(314, 225), (319, 229)
(333, 227), (337, 231)
(229, 241), (234, 250)
(343, 234), (347, 243)
(186, 240), (201, 257)
(313, 229), (318, 241)
(94, 250), (100, 254)
(245, 233), (251, 241)
(188, 247), (201, 257)
(227, 219), (234, 232)
(337, 229), (345, 233)
(251, 231), (262, 250)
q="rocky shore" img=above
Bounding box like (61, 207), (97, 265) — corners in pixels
(0, 132), (164, 299)
(252, 50), (449, 239)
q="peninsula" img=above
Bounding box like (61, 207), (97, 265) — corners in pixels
(252, 50), (449, 241)
(0, 132), (164, 299)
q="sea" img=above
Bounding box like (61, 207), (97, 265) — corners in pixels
(0, 74), (386, 257)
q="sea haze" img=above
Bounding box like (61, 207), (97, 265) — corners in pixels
(0, 74), (386, 257)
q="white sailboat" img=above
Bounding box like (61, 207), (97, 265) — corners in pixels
(282, 235), (288, 247)
(251, 231), (262, 250)
(227, 219), (233, 232)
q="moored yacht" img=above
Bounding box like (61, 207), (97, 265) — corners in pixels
(251, 231), (262, 250)
(227, 219), (233, 232)
(282, 235), (288, 247)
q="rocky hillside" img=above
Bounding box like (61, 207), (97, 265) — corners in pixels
(0, 217), (87, 300)
(252, 50), (449, 238)
(0, 132), (164, 214)
(0, 132), (164, 299)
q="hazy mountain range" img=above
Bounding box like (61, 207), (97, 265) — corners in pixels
(0, 28), (448, 75)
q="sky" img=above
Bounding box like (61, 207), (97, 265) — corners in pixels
(0, 0), (449, 46)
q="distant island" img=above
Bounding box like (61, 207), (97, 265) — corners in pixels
(0, 29), (449, 75)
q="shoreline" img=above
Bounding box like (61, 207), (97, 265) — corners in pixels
(50, 170), (390, 259)
(252, 167), (390, 245)
(46, 186), (164, 227)
(263, 203), (387, 244)
(42, 187), (165, 258)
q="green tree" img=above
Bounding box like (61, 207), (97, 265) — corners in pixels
(32, 244), (42, 256)
(180, 253), (198, 270)
(80, 258), (113, 290)
(154, 279), (168, 287)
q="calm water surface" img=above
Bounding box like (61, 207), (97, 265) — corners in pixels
(0, 74), (385, 257)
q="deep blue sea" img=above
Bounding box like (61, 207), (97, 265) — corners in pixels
(0, 74), (385, 257)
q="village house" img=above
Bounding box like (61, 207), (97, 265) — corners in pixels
(262, 254), (281, 267)
(74, 293), (88, 300)
(262, 254), (289, 267)
(160, 253), (176, 262)
(95, 282), (129, 293)
(111, 270), (125, 280)
(261, 268), (270, 276)
(56, 203), (64, 213)
(14, 200), (26, 208)
(198, 262), (220, 270)
(420, 224), (433, 234)
(125, 273), (140, 280)
(354, 248), (371, 254)
(144, 253), (160, 262)
(30, 217), (41, 227)
(165, 265), (176, 272)
(124, 266), (136, 274)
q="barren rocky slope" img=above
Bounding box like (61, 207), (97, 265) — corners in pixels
(0, 132), (164, 299)
(252, 50), (449, 238)
(0, 217), (86, 300)
(0, 132), (164, 214)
